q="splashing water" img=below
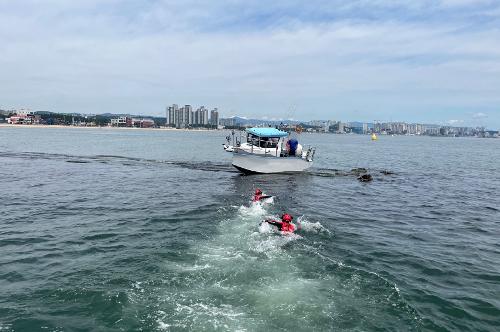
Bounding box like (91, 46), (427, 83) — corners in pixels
(259, 196), (274, 205)
(142, 199), (417, 331)
(150, 201), (312, 330)
(237, 201), (267, 218)
(295, 215), (332, 235)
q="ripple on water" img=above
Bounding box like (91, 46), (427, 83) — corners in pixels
(126, 202), (424, 331)
(1, 133), (499, 331)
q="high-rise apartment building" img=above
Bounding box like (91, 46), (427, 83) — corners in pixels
(184, 105), (193, 126)
(166, 103), (217, 127)
(167, 104), (178, 126)
(194, 106), (209, 125)
(210, 108), (219, 126)
(194, 106), (203, 125)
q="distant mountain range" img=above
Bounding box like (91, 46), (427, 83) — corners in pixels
(226, 116), (302, 126)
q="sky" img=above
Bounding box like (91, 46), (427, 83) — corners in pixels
(0, 0), (499, 128)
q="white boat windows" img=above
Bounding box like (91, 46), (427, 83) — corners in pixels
(246, 134), (279, 148)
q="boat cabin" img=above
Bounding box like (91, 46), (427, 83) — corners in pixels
(239, 127), (290, 156)
(246, 127), (288, 149)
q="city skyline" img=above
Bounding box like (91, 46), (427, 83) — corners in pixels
(166, 104), (219, 128)
(2, 106), (498, 134)
(1, 1), (499, 127)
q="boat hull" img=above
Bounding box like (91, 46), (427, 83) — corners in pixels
(232, 151), (312, 174)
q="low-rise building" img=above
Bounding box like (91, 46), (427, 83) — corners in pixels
(132, 118), (155, 128)
(110, 116), (132, 127)
(7, 110), (40, 125)
(111, 116), (155, 128)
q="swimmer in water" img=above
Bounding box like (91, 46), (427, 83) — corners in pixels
(253, 189), (272, 202)
(253, 188), (263, 202)
(263, 213), (296, 233)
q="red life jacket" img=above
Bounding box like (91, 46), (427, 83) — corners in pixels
(253, 194), (262, 202)
(281, 222), (295, 233)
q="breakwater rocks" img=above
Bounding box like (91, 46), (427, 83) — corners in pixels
(358, 174), (373, 182)
(307, 167), (395, 182)
(351, 168), (373, 182)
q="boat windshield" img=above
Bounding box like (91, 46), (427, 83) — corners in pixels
(247, 134), (279, 148)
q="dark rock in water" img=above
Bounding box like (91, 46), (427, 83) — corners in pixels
(358, 174), (373, 182)
(351, 167), (368, 175)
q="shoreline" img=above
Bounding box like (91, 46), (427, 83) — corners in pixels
(0, 123), (497, 138)
(0, 123), (220, 132)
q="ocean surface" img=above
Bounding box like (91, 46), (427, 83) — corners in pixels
(0, 126), (499, 332)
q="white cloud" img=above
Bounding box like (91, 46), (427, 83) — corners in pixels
(0, 1), (499, 127)
(472, 112), (488, 119)
(439, 0), (494, 7)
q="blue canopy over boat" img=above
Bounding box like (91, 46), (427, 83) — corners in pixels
(246, 127), (288, 138)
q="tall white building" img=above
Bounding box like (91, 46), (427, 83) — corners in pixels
(194, 108), (200, 125)
(167, 104), (178, 126)
(210, 108), (219, 126)
(184, 105), (193, 126)
(179, 106), (187, 128)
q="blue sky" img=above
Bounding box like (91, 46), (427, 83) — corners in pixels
(1, 0), (499, 128)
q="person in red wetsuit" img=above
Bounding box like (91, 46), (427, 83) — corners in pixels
(253, 188), (263, 202)
(264, 213), (296, 233)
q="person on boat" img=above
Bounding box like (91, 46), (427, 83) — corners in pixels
(253, 188), (264, 202)
(286, 139), (299, 156)
(263, 213), (296, 233)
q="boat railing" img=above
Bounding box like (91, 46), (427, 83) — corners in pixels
(263, 147), (280, 157)
(304, 147), (316, 162)
(234, 142), (315, 162)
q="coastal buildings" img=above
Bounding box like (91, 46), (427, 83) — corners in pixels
(6, 109), (40, 125)
(110, 116), (131, 127)
(251, 118), (496, 137)
(370, 122), (482, 136)
(372, 122), (424, 135)
(1, 105), (497, 137)
(110, 116), (155, 128)
(166, 104), (219, 128)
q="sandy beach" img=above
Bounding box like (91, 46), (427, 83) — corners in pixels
(0, 123), (220, 132)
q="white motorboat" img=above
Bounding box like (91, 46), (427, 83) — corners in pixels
(231, 127), (315, 174)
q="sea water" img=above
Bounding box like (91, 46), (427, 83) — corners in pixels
(0, 127), (499, 331)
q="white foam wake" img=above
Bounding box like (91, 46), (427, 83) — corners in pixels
(238, 201), (266, 217)
(152, 202), (327, 330)
(296, 215), (332, 235)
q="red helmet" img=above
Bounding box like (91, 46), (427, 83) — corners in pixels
(282, 213), (293, 222)
(255, 188), (262, 195)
